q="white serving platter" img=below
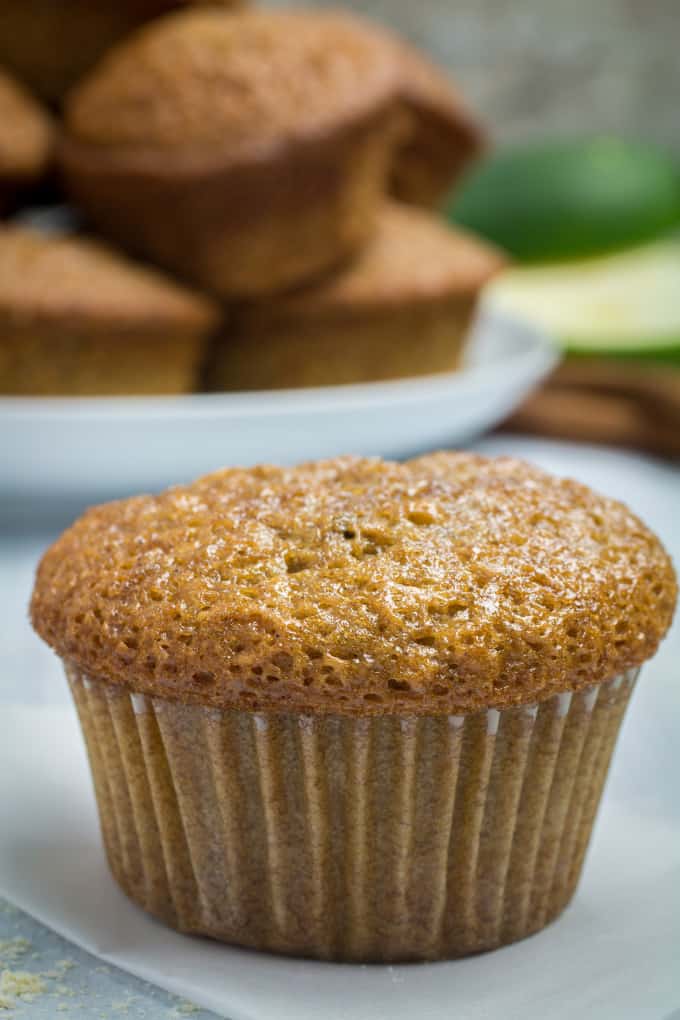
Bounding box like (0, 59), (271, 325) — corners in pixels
(0, 308), (558, 500)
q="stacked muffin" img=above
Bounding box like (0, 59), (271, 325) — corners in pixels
(1, 3), (500, 395)
(0, 228), (218, 395)
(210, 201), (505, 390)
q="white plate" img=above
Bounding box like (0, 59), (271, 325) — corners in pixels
(0, 309), (558, 499)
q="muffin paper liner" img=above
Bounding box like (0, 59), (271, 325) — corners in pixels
(67, 667), (637, 962)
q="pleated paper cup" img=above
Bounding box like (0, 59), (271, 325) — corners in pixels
(68, 667), (637, 962)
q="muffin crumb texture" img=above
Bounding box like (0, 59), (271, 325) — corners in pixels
(31, 454), (676, 715)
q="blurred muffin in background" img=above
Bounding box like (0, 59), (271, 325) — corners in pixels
(387, 36), (485, 207)
(0, 227), (219, 396)
(207, 201), (505, 391)
(0, 0), (247, 107)
(0, 67), (53, 214)
(60, 8), (405, 298)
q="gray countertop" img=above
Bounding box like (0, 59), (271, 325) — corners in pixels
(0, 898), (219, 1019)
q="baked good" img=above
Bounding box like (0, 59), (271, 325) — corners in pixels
(0, 67), (53, 213)
(31, 453), (676, 961)
(0, 0), (246, 107)
(388, 36), (485, 206)
(208, 201), (505, 391)
(60, 8), (405, 298)
(0, 226), (219, 395)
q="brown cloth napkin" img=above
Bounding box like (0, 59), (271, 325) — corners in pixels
(502, 358), (680, 459)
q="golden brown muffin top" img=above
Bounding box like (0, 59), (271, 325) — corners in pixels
(65, 8), (399, 156)
(241, 202), (505, 323)
(31, 454), (676, 716)
(0, 227), (219, 329)
(0, 67), (53, 178)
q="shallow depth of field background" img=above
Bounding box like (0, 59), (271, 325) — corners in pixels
(271, 0), (679, 150)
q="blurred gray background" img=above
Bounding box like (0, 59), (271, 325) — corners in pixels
(273, 0), (679, 149)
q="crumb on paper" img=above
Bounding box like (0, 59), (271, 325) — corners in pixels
(171, 1001), (200, 1015)
(0, 968), (47, 1005)
(0, 938), (31, 963)
(112, 994), (139, 1013)
(0, 926), (78, 1009)
(56, 959), (76, 972)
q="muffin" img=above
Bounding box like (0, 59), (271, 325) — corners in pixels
(0, 227), (219, 395)
(0, 67), (53, 214)
(60, 8), (405, 298)
(388, 37), (485, 207)
(208, 202), (505, 391)
(0, 0), (246, 107)
(30, 454), (676, 962)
